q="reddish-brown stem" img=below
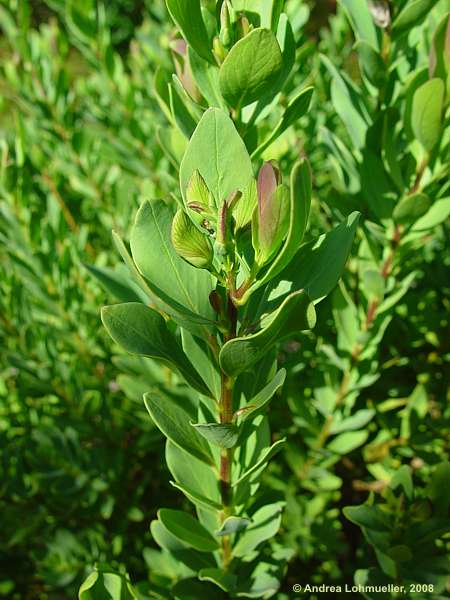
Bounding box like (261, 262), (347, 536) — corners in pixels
(218, 292), (238, 569)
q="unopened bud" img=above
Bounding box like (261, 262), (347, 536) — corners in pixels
(368, 1), (390, 29)
(236, 14), (251, 39)
(220, 1), (233, 47)
(213, 36), (227, 63)
(171, 209), (213, 269)
(252, 162), (289, 266)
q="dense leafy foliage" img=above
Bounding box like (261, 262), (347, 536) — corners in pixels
(0, 1), (449, 599)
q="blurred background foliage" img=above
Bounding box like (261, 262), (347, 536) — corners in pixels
(0, 0), (449, 598)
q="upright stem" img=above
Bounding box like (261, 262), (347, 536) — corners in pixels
(218, 292), (237, 569)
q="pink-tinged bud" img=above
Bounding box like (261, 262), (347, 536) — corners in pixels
(252, 162), (289, 266)
(170, 37), (201, 102)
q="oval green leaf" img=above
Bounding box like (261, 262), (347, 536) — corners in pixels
(219, 28), (283, 108)
(158, 508), (220, 552)
(101, 303), (210, 396)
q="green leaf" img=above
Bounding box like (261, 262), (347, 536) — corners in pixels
(343, 505), (392, 532)
(181, 330), (221, 400)
(240, 159), (312, 302)
(392, 0), (441, 37)
(144, 393), (214, 465)
(262, 211), (360, 308)
(215, 516), (251, 537)
(233, 503), (284, 557)
(338, 0), (379, 49)
(150, 520), (215, 571)
(101, 303), (210, 396)
(79, 569), (138, 600)
(251, 87), (314, 159)
(84, 263), (145, 303)
(321, 54), (369, 149)
(327, 430), (368, 454)
(233, 438), (286, 488)
(170, 481), (222, 511)
(329, 409), (375, 435)
(428, 462), (450, 516)
(390, 465), (413, 500)
(411, 78), (445, 152)
(220, 291), (315, 378)
(356, 41), (386, 88)
(192, 423), (239, 448)
(332, 283), (359, 353)
(219, 28), (283, 108)
(180, 108), (253, 205)
(130, 200), (215, 327)
(240, 369), (286, 421)
(166, 440), (220, 504)
(158, 509), (220, 552)
(169, 81), (197, 139)
(165, 0), (214, 64)
(409, 196), (450, 234)
(198, 568), (237, 593)
(188, 48), (225, 109)
(393, 192), (432, 225)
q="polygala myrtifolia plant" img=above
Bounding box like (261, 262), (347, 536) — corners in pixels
(80, 2), (360, 598)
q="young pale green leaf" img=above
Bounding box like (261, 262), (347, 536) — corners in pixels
(144, 393), (214, 465)
(392, 0), (441, 37)
(393, 193), (432, 225)
(338, 0), (379, 49)
(192, 423), (239, 449)
(327, 430), (369, 454)
(130, 200), (215, 326)
(165, 0), (214, 64)
(233, 438), (286, 488)
(239, 159), (312, 303)
(219, 28), (283, 108)
(101, 303), (210, 396)
(240, 368), (286, 422)
(329, 409), (375, 435)
(79, 570), (138, 600)
(180, 108), (253, 205)
(251, 87), (314, 159)
(158, 509), (219, 552)
(220, 291), (315, 378)
(215, 516), (251, 537)
(411, 78), (445, 152)
(232, 502), (284, 557)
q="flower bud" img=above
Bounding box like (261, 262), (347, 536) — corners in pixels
(219, 1), (233, 48)
(170, 38), (201, 102)
(252, 162), (289, 266)
(171, 209), (213, 269)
